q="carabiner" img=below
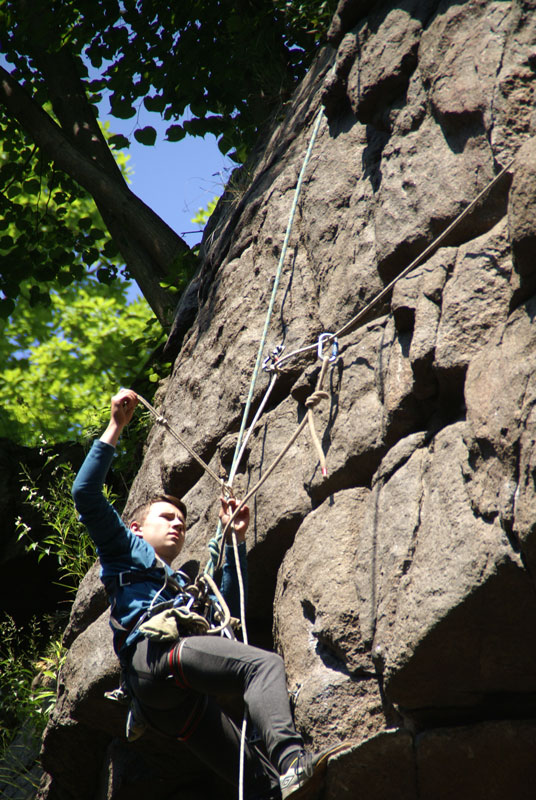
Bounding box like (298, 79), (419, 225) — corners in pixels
(262, 343), (285, 372)
(317, 333), (339, 363)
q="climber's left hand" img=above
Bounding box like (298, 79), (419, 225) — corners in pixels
(220, 496), (249, 543)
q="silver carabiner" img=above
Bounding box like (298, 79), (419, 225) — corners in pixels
(317, 333), (338, 363)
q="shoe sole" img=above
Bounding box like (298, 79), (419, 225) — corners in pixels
(284, 743), (350, 800)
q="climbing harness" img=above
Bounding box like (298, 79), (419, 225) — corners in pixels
(137, 572), (238, 641)
(106, 562), (240, 742)
(113, 562), (239, 645)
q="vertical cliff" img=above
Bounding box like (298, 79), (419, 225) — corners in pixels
(37, 1), (536, 798)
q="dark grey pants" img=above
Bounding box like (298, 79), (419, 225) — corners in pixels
(125, 635), (303, 797)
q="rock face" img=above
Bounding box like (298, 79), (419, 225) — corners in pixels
(37, 1), (536, 798)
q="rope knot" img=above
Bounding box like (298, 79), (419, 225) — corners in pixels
(305, 390), (329, 409)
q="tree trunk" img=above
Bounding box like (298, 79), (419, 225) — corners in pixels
(0, 61), (191, 328)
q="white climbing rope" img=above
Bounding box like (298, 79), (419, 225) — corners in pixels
(230, 106), (326, 484)
(205, 105), (327, 578)
(223, 105), (326, 800)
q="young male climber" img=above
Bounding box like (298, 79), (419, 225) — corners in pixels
(71, 388), (323, 800)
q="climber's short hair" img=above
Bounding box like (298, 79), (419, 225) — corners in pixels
(128, 494), (187, 527)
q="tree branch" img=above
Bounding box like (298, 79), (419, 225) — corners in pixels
(0, 63), (192, 326)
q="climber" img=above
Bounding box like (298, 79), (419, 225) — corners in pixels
(71, 388), (327, 800)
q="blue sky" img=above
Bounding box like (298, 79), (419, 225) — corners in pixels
(99, 106), (234, 302)
(105, 111), (232, 244)
(0, 53), (232, 301)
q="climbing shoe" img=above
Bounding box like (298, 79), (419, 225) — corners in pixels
(279, 744), (348, 799)
(279, 751), (313, 799)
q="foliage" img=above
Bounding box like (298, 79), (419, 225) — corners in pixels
(0, 105), (177, 447)
(1, 0), (337, 325)
(3, 0), (336, 160)
(191, 196), (219, 229)
(274, 0), (337, 43)
(0, 614), (66, 754)
(14, 432), (146, 592)
(0, 110), (130, 318)
(15, 456), (101, 594)
(0, 110), (170, 447)
(0, 411), (134, 759)
(0, 277), (162, 445)
(0, 170), (220, 447)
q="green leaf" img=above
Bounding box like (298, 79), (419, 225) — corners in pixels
(56, 270), (73, 286)
(143, 94), (166, 113)
(87, 79), (105, 91)
(110, 99), (136, 119)
(96, 266), (114, 282)
(88, 227), (106, 241)
(0, 299), (15, 318)
(102, 239), (119, 257)
(6, 183), (21, 199)
(23, 178), (41, 193)
(165, 124), (185, 142)
(78, 217), (92, 231)
(82, 248), (99, 266)
(28, 286), (50, 307)
(134, 126), (157, 146)
(108, 133), (130, 150)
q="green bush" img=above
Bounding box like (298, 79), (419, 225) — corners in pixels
(0, 614), (65, 755)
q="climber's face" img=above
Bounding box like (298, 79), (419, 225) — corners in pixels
(130, 501), (186, 565)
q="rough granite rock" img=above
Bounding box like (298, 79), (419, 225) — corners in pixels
(36, 1), (536, 797)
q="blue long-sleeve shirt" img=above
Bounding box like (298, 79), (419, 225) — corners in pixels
(72, 440), (247, 657)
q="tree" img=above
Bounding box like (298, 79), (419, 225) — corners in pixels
(0, 117), (163, 445)
(0, 282), (160, 445)
(0, 113), (131, 312)
(0, 0), (336, 327)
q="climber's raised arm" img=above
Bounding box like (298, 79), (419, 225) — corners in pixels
(100, 388), (138, 447)
(72, 389), (138, 555)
